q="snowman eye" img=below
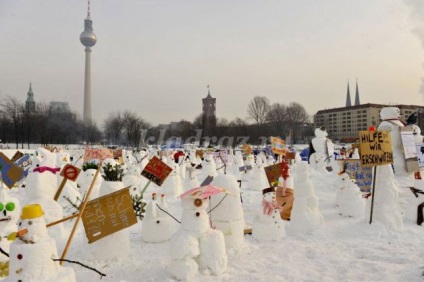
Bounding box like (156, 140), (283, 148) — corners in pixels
(6, 202), (15, 211)
(194, 198), (202, 207)
(0, 203), (3, 211)
(19, 222), (22, 226)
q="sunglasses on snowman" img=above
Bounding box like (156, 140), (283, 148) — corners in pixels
(0, 202), (16, 212)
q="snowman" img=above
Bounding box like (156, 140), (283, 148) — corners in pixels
(24, 147), (65, 239)
(336, 173), (365, 217)
(76, 165), (103, 201)
(8, 204), (76, 282)
(169, 189), (227, 280)
(378, 107), (413, 186)
(249, 153), (269, 191)
(210, 174), (245, 253)
(252, 187), (286, 241)
(0, 188), (20, 277)
(309, 127), (332, 172)
(242, 153), (255, 183)
(365, 164), (403, 230)
(122, 164), (143, 196)
(289, 162), (323, 234)
(161, 162), (183, 199)
(275, 162), (295, 221)
(141, 193), (174, 243)
(200, 152), (218, 180)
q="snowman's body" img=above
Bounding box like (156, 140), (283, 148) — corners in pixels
(242, 154), (255, 184)
(290, 163), (323, 234)
(162, 163), (183, 199)
(184, 165), (200, 191)
(231, 151), (245, 181)
(249, 154), (269, 191)
(76, 168), (103, 200)
(169, 197), (227, 280)
(309, 128), (332, 172)
(252, 188), (286, 241)
(122, 165), (143, 196)
(24, 148), (64, 239)
(8, 204), (75, 282)
(200, 153), (218, 180)
(210, 174), (245, 252)
(378, 107), (412, 185)
(0, 189), (20, 264)
(336, 173), (365, 217)
(365, 165), (403, 230)
(141, 194), (174, 243)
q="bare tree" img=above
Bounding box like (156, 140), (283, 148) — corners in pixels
(247, 96), (270, 125)
(285, 102), (310, 144)
(104, 112), (124, 145)
(0, 96), (25, 148)
(122, 111), (151, 148)
(266, 103), (288, 138)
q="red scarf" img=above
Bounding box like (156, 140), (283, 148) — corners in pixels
(33, 166), (60, 174)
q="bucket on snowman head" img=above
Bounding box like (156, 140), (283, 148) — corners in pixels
(21, 204), (44, 219)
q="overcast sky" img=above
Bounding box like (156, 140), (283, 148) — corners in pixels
(1, 0), (424, 126)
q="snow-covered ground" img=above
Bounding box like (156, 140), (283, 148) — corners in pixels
(1, 151), (423, 281)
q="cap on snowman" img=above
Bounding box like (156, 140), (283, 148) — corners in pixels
(21, 204), (44, 220)
(262, 187), (275, 195)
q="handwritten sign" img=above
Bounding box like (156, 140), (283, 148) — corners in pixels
(60, 164), (81, 182)
(416, 144), (424, 168)
(10, 151), (24, 163)
(141, 156), (173, 186)
(83, 147), (114, 163)
(81, 187), (137, 243)
(344, 160), (373, 192)
(0, 153), (24, 188)
(264, 163), (284, 186)
(271, 137), (285, 155)
(400, 127), (419, 172)
(359, 130), (393, 168)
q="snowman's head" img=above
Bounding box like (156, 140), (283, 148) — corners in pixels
(380, 107), (401, 120)
(314, 127), (328, 138)
(262, 187), (276, 203)
(0, 188), (20, 225)
(36, 148), (57, 167)
(129, 165), (141, 176)
(411, 124), (422, 136)
(56, 152), (70, 167)
(17, 204), (48, 243)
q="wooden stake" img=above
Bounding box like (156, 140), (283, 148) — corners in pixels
(46, 213), (79, 228)
(59, 164), (102, 266)
(369, 166), (377, 224)
(54, 177), (67, 201)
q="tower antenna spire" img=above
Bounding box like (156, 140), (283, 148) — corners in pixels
(87, 0), (91, 19)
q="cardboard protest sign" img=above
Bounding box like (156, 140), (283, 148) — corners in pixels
(0, 153), (24, 188)
(344, 159), (373, 192)
(81, 187), (137, 243)
(400, 127), (419, 172)
(83, 147), (114, 163)
(242, 144), (253, 155)
(359, 130), (393, 168)
(141, 156), (173, 186)
(264, 163), (283, 186)
(14, 154), (32, 181)
(270, 137), (285, 155)
(416, 144), (424, 168)
(60, 164), (81, 182)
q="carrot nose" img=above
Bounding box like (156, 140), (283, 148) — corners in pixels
(16, 229), (28, 237)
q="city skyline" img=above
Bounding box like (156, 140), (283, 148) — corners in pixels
(1, 0), (424, 125)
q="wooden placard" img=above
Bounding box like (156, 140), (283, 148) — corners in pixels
(0, 153), (24, 188)
(10, 151), (24, 163)
(359, 130), (393, 168)
(270, 137), (285, 155)
(400, 127), (419, 172)
(83, 147), (114, 163)
(60, 164), (81, 182)
(140, 156), (173, 186)
(81, 187), (137, 244)
(264, 163), (284, 186)
(343, 159), (373, 192)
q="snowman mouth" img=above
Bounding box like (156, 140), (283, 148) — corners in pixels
(0, 216), (11, 222)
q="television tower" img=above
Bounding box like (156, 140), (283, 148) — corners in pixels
(80, 0), (97, 123)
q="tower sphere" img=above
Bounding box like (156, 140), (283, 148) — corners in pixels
(80, 30), (96, 47)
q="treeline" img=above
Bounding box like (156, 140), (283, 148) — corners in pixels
(0, 95), (314, 148)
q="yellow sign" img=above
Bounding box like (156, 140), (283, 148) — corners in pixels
(271, 137), (285, 155)
(358, 130), (393, 168)
(242, 144), (253, 155)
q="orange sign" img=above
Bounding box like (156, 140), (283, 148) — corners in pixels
(141, 156), (173, 186)
(271, 137), (285, 155)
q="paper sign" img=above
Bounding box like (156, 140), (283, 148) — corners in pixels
(0, 153), (24, 188)
(81, 187), (137, 243)
(327, 140), (334, 158)
(344, 160), (373, 192)
(83, 147), (114, 163)
(271, 137), (285, 155)
(60, 164), (81, 182)
(264, 163), (284, 186)
(242, 144), (253, 155)
(10, 151), (24, 163)
(416, 144), (424, 168)
(400, 127), (419, 172)
(200, 176), (214, 186)
(359, 130), (393, 168)
(141, 156), (173, 186)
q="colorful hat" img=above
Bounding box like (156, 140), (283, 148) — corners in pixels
(21, 204), (44, 219)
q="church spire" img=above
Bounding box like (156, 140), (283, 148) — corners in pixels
(354, 78), (360, 106)
(345, 80), (351, 107)
(206, 85), (212, 98)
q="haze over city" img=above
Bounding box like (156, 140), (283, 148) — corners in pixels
(1, 0), (424, 125)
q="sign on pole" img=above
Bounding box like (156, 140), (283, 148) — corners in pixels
(264, 163), (284, 186)
(343, 159), (373, 192)
(140, 156), (173, 186)
(359, 130), (393, 168)
(270, 137), (285, 155)
(0, 153), (24, 189)
(83, 147), (114, 163)
(81, 187), (137, 243)
(400, 127), (419, 172)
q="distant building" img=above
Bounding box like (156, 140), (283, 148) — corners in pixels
(202, 86), (216, 136)
(50, 101), (70, 113)
(314, 80), (424, 142)
(25, 82), (35, 112)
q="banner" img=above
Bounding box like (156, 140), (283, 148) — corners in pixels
(359, 130), (393, 168)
